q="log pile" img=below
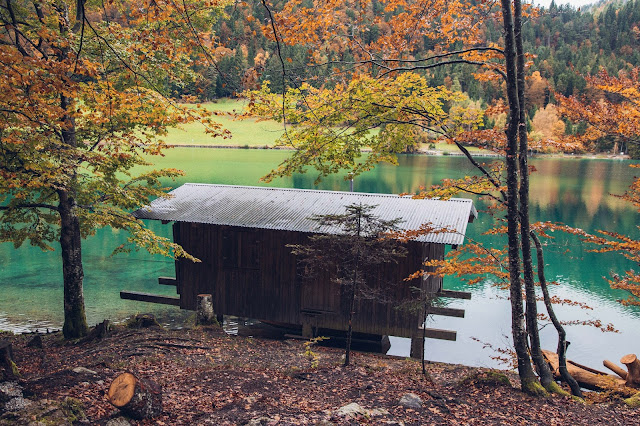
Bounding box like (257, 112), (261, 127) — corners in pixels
(543, 349), (640, 395)
(107, 372), (162, 419)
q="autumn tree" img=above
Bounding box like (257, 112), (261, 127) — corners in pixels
(558, 68), (640, 158)
(0, 0), (225, 337)
(289, 204), (406, 367)
(244, 0), (581, 395)
(531, 104), (565, 142)
(526, 71), (549, 110)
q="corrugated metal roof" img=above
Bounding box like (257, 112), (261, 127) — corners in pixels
(134, 184), (478, 246)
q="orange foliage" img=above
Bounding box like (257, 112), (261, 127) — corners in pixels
(557, 68), (640, 151)
(262, 0), (503, 79)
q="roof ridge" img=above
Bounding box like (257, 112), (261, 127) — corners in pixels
(180, 183), (473, 202)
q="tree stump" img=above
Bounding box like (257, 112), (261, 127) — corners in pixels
(26, 335), (43, 349)
(107, 372), (162, 419)
(621, 354), (640, 388)
(196, 294), (216, 326)
(80, 320), (111, 343)
(126, 314), (160, 329)
(0, 341), (19, 381)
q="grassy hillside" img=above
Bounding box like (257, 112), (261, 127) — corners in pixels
(163, 99), (284, 147)
(162, 99), (490, 155)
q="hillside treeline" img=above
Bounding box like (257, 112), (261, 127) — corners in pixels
(177, 0), (640, 156)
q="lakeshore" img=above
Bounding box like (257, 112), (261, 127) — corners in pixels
(1, 320), (639, 425)
(167, 142), (632, 161)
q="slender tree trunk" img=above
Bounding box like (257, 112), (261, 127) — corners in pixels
(531, 232), (583, 397)
(513, 0), (555, 390)
(344, 272), (356, 367)
(500, 0), (540, 394)
(344, 211), (362, 367)
(421, 296), (429, 378)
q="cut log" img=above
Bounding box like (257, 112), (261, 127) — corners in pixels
(621, 354), (640, 388)
(542, 350), (633, 394)
(603, 359), (628, 380)
(107, 372), (162, 419)
(0, 340), (19, 381)
(196, 294), (216, 326)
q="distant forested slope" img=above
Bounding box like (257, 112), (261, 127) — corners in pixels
(180, 0), (638, 100)
(176, 0), (639, 155)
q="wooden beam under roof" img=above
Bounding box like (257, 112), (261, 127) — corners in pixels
(120, 291), (180, 306)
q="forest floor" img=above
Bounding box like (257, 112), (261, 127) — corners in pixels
(1, 318), (639, 425)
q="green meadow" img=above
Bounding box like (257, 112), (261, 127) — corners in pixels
(163, 99), (285, 147)
(162, 98), (488, 154)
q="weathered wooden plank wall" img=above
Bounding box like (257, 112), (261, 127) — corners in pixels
(173, 222), (445, 338)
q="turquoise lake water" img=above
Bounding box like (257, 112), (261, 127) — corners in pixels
(1, 148), (639, 369)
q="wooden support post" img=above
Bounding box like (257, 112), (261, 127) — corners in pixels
(410, 334), (424, 360)
(301, 322), (313, 339)
(107, 372), (162, 419)
(0, 340), (19, 381)
(196, 294), (216, 326)
(621, 354), (640, 388)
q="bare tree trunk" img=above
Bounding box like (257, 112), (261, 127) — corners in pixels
(514, 0), (555, 391)
(500, 0), (540, 394)
(59, 189), (88, 339)
(531, 232), (583, 397)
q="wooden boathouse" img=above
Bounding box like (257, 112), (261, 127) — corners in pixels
(126, 184), (477, 357)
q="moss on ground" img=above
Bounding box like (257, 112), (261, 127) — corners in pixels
(456, 370), (513, 388)
(624, 392), (640, 408)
